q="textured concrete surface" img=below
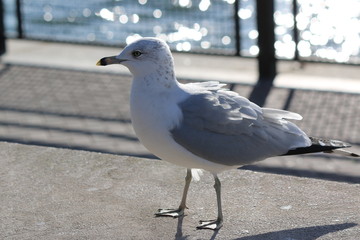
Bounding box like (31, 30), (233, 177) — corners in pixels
(1, 142), (359, 240)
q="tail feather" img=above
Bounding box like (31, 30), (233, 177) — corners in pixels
(283, 137), (358, 157)
(329, 149), (360, 158)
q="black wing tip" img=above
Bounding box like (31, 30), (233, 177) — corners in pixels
(283, 137), (354, 156)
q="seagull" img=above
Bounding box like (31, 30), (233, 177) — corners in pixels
(97, 37), (359, 230)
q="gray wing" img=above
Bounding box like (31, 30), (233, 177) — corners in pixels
(170, 90), (311, 166)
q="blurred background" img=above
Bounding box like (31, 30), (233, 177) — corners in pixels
(0, 0), (359, 182)
(3, 0), (360, 63)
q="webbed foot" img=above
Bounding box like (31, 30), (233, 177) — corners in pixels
(196, 218), (223, 230)
(155, 208), (185, 218)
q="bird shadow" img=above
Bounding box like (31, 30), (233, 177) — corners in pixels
(173, 217), (356, 240)
(174, 215), (220, 240)
(234, 222), (357, 240)
(174, 215), (187, 240)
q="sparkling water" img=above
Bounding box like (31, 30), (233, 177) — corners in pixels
(3, 0), (360, 63)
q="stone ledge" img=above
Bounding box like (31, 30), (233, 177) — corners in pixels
(4, 39), (360, 93)
(0, 142), (359, 239)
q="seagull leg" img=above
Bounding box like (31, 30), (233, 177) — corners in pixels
(197, 174), (223, 230)
(155, 168), (192, 218)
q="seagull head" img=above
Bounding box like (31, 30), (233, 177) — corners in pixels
(97, 37), (175, 79)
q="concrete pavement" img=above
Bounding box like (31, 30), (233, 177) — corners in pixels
(1, 142), (359, 239)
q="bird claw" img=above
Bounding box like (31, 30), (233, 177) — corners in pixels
(155, 208), (184, 218)
(197, 219), (223, 230)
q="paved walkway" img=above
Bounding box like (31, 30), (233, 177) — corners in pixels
(0, 40), (359, 183)
(1, 142), (359, 239)
(4, 39), (360, 93)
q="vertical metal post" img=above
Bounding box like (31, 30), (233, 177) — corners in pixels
(0, 0), (5, 55)
(234, 0), (241, 56)
(249, 0), (276, 106)
(16, 0), (23, 38)
(292, 0), (299, 61)
(229, 0), (241, 91)
(256, 0), (276, 82)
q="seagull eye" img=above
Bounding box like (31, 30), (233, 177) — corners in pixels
(132, 50), (142, 58)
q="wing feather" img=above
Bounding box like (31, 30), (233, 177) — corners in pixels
(263, 108), (303, 120)
(171, 88), (311, 166)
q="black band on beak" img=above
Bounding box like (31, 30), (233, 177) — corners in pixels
(96, 56), (124, 66)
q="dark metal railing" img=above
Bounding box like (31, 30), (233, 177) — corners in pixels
(15, 0), (23, 39)
(0, 0), (5, 55)
(233, 0), (241, 57)
(292, 0), (299, 61)
(249, 0), (276, 106)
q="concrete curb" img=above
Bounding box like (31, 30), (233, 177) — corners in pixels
(3, 39), (360, 94)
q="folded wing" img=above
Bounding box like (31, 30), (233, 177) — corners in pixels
(171, 88), (311, 166)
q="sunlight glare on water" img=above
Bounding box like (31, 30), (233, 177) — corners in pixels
(274, 0), (360, 62)
(97, 8), (115, 22)
(4, 0), (360, 63)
